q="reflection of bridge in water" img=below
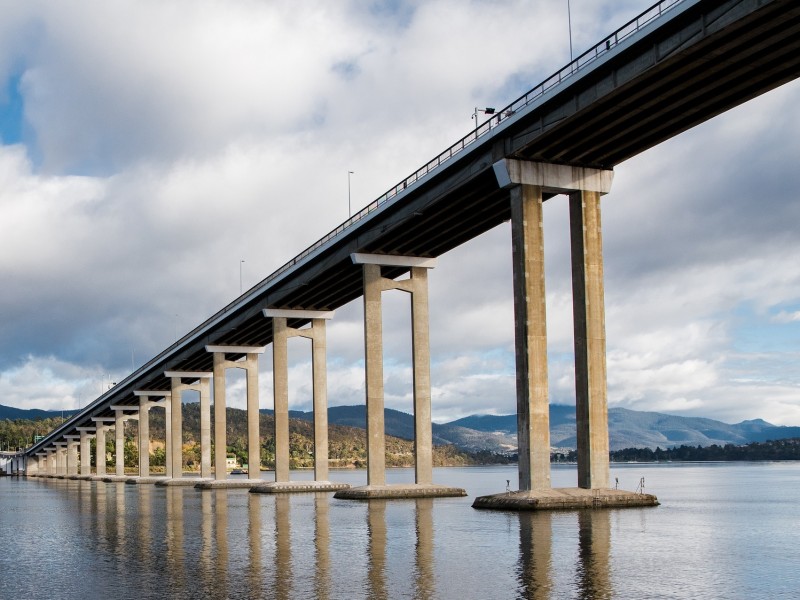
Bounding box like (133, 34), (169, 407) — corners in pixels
(21, 0), (800, 509)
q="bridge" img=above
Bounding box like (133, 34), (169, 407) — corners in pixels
(21, 0), (800, 509)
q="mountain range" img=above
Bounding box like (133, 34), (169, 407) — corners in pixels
(3, 403), (799, 452)
(266, 404), (800, 452)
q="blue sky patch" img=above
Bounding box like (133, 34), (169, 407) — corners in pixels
(0, 73), (24, 145)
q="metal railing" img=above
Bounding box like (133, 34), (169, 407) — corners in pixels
(248, 0), (686, 293)
(27, 0), (690, 454)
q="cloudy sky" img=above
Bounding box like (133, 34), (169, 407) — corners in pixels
(1, 0), (799, 426)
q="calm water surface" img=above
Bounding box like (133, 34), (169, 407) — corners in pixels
(1, 463), (799, 599)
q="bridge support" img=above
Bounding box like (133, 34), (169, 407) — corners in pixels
(251, 311), (349, 494)
(334, 254), (465, 500)
(473, 159), (658, 510)
(159, 371), (213, 486)
(195, 345), (267, 490)
(77, 427), (95, 478)
(66, 437), (80, 477)
(92, 418), (115, 479)
(130, 391), (169, 483)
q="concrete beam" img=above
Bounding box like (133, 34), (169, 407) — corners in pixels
(164, 371), (213, 380)
(205, 344), (267, 354)
(350, 253), (437, 269)
(262, 309), (334, 320)
(494, 159), (613, 195)
(110, 405), (140, 412)
(134, 390), (171, 398)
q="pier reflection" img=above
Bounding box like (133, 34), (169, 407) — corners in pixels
(275, 493), (292, 600)
(516, 509), (613, 600)
(315, 493), (331, 600)
(165, 486), (185, 589)
(414, 498), (435, 600)
(576, 510), (612, 600)
(367, 500), (387, 600)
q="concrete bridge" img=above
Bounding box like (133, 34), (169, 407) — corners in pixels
(22, 0), (800, 509)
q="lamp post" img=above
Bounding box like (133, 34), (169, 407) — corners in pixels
(472, 107), (496, 129)
(240, 259), (245, 295)
(567, 0), (574, 62)
(347, 171), (354, 217)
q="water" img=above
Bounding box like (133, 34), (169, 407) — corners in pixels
(1, 463), (799, 599)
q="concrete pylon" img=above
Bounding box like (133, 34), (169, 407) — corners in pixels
(77, 428), (95, 477)
(133, 391), (170, 480)
(473, 160), (660, 510)
(92, 417), (115, 477)
(569, 190), (610, 489)
(250, 310), (349, 494)
(332, 253), (464, 500)
(199, 345), (266, 490)
(55, 442), (67, 476)
(66, 438), (80, 476)
(509, 183), (552, 491)
(165, 371), (213, 484)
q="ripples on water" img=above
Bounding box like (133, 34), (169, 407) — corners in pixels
(1, 463), (799, 599)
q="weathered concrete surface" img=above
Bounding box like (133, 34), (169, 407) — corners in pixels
(126, 476), (167, 485)
(195, 479), (268, 490)
(250, 480), (351, 494)
(101, 475), (131, 483)
(155, 477), (213, 487)
(334, 483), (466, 499)
(472, 488), (659, 511)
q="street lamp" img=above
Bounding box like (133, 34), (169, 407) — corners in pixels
(472, 107), (496, 129)
(347, 171), (354, 217)
(240, 259), (246, 295)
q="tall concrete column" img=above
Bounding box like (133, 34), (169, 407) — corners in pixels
(207, 346), (266, 481)
(55, 443), (67, 476)
(363, 263), (386, 487)
(570, 190), (610, 490)
(510, 183), (551, 491)
(93, 419), (115, 476)
(165, 395), (173, 478)
(410, 267), (433, 485)
(66, 438), (80, 476)
(166, 371), (213, 480)
(133, 392), (168, 478)
(78, 428), (94, 477)
(351, 253), (438, 488)
(272, 317), (291, 483)
(494, 159), (614, 495)
(115, 411), (125, 477)
(139, 400), (151, 477)
(263, 311), (334, 484)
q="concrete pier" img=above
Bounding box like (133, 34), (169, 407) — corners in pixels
(472, 488), (659, 510)
(201, 345), (265, 490)
(488, 159), (657, 509)
(134, 391), (169, 479)
(256, 309), (349, 494)
(166, 371), (212, 483)
(334, 253), (465, 500)
(570, 190), (610, 489)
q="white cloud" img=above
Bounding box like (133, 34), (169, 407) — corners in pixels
(0, 0), (799, 431)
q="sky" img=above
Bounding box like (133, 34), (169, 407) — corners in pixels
(1, 0), (799, 427)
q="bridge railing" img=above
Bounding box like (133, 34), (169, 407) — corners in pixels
(243, 0), (686, 292)
(106, 0), (690, 383)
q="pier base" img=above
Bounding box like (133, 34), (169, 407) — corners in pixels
(250, 480), (351, 494)
(472, 487), (659, 511)
(126, 476), (168, 485)
(334, 483), (466, 499)
(101, 475), (132, 483)
(155, 477), (213, 487)
(196, 479), (268, 490)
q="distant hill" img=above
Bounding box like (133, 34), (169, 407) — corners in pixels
(444, 406), (800, 451)
(7, 401), (799, 453)
(0, 405), (79, 421)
